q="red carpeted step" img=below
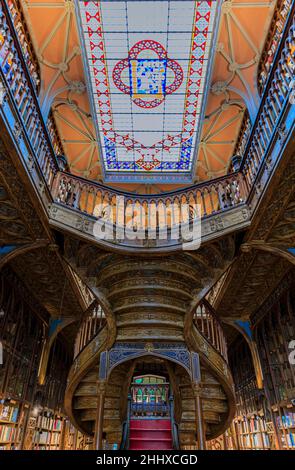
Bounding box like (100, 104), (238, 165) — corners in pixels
(130, 419), (171, 430)
(129, 429), (171, 440)
(129, 419), (173, 450)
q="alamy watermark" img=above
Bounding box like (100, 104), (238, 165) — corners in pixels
(92, 196), (202, 250)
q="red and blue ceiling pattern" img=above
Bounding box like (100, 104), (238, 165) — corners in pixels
(78, 1), (219, 183)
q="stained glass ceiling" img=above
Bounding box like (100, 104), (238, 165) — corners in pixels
(77, 0), (219, 183)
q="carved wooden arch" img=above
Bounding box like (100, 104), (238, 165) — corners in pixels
(223, 319), (264, 390)
(106, 343), (193, 380)
(0, 240), (49, 270)
(241, 241), (295, 266)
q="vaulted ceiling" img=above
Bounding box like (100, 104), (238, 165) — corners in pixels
(22, 0), (276, 191)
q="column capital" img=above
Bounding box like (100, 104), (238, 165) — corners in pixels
(192, 383), (203, 397)
(97, 379), (107, 394)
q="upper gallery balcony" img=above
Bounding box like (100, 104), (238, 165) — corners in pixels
(0, 0), (294, 251)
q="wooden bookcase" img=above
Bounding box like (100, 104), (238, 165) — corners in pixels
(227, 277), (295, 451)
(0, 270), (81, 450)
(30, 409), (65, 450)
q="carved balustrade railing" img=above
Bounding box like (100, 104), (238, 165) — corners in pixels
(47, 110), (65, 158)
(6, 0), (40, 92)
(74, 301), (106, 359)
(67, 264), (94, 311)
(0, 0), (59, 187)
(241, 3), (295, 187)
(258, 0), (293, 94)
(193, 299), (228, 362)
(52, 170), (246, 228)
(229, 110), (251, 172)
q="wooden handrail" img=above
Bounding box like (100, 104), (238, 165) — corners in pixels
(74, 301), (106, 359)
(193, 299), (228, 362)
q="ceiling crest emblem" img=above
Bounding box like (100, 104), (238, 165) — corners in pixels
(113, 40), (183, 109)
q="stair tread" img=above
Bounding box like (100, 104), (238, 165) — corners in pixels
(130, 427), (171, 431)
(130, 437), (172, 442)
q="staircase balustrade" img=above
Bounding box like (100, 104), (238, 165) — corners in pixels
(193, 299), (228, 362)
(74, 301), (106, 359)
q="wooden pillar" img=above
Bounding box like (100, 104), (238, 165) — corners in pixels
(231, 421), (240, 450)
(193, 384), (206, 450)
(94, 380), (106, 450)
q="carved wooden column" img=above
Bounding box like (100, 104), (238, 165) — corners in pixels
(193, 384), (206, 450)
(94, 380), (106, 450)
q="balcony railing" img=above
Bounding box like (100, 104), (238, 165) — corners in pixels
(0, 0), (294, 248)
(6, 0), (40, 92)
(0, 0), (59, 188)
(241, 7), (295, 189)
(193, 299), (228, 362)
(53, 169), (246, 225)
(258, 0), (293, 94)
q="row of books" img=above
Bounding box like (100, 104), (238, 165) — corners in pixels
(281, 432), (295, 448)
(34, 430), (61, 446)
(276, 412), (295, 429)
(0, 404), (19, 423)
(0, 424), (17, 443)
(35, 415), (63, 431)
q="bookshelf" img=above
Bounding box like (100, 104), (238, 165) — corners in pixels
(274, 410), (295, 450)
(0, 401), (19, 450)
(63, 420), (78, 450)
(227, 278), (295, 451)
(31, 409), (65, 450)
(0, 270), (80, 451)
(0, 399), (30, 450)
(234, 415), (271, 450)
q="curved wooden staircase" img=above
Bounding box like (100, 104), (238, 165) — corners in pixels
(64, 302), (235, 448)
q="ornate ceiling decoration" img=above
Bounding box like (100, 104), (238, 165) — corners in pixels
(22, 0), (275, 189)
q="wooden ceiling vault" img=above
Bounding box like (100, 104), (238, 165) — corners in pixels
(21, 0), (276, 191)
